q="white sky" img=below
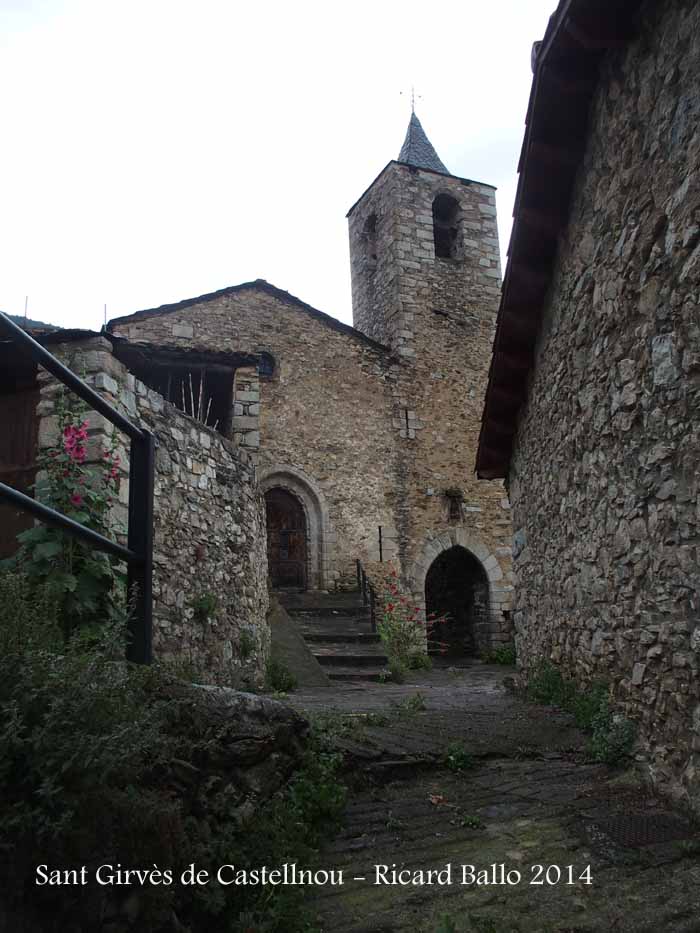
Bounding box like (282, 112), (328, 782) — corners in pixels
(0, 0), (555, 330)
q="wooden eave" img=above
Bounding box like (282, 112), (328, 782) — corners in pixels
(476, 0), (647, 479)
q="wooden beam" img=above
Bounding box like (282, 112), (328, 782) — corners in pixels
(565, 16), (635, 50)
(500, 305), (541, 335)
(485, 417), (518, 438)
(540, 65), (596, 96)
(476, 443), (510, 479)
(529, 139), (583, 168)
(520, 206), (566, 239)
(489, 384), (524, 410)
(509, 261), (550, 294)
(497, 348), (533, 372)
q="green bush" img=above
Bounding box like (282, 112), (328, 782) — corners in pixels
(445, 742), (476, 773)
(265, 658), (298, 693)
(526, 661), (634, 765)
(408, 651), (432, 671)
(388, 659), (407, 683)
(0, 572), (343, 932)
(482, 642), (516, 665)
(189, 591), (219, 623)
(376, 566), (432, 672)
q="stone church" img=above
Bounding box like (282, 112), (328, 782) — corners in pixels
(1, 113), (513, 678)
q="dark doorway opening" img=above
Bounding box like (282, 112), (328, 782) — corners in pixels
(265, 488), (307, 590)
(425, 546), (489, 656)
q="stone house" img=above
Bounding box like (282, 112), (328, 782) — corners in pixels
(1, 112), (513, 680)
(477, 0), (700, 808)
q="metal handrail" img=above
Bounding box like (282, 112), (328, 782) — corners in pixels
(0, 311), (154, 663)
(356, 559), (377, 633)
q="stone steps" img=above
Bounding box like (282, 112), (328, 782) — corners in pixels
(279, 589), (388, 682)
(320, 667), (386, 683)
(303, 631), (381, 645)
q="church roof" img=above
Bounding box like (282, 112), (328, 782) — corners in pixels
(106, 279), (390, 354)
(397, 113), (449, 174)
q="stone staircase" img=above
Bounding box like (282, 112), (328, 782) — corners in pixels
(279, 590), (387, 682)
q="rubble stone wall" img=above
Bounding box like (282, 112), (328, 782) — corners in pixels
(509, 0), (700, 807)
(36, 336), (269, 686)
(112, 289), (400, 590)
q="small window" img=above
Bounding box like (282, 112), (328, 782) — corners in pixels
(258, 352), (275, 378)
(432, 193), (460, 259)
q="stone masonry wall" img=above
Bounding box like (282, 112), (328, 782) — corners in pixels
(509, 0), (700, 807)
(36, 336), (269, 686)
(111, 289), (400, 590)
(349, 163), (514, 646)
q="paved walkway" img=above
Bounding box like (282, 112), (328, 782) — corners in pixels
(284, 664), (700, 933)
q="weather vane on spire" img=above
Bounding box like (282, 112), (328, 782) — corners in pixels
(400, 86), (422, 114)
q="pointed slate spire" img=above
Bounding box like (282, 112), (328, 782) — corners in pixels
(397, 112), (449, 174)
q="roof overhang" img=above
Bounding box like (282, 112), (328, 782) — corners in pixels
(476, 0), (647, 480)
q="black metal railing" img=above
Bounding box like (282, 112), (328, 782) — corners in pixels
(0, 312), (155, 664)
(356, 559), (377, 632)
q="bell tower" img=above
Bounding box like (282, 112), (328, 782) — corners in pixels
(345, 112), (512, 649)
(347, 111), (501, 358)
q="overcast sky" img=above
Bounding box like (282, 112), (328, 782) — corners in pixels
(0, 0), (555, 330)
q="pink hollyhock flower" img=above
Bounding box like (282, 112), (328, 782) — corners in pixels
(70, 493), (83, 507)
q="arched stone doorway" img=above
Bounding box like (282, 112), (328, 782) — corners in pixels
(425, 545), (490, 656)
(265, 488), (308, 589)
(260, 464), (334, 591)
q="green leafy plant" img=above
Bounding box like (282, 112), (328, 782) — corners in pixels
(482, 642), (516, 665)
(0, 571), (345, 932)
(363, 711), (390, 727)
(459, 813), (484, 830)
(587, 697), (636, 765)
(445, 742), (476, 772)
(435, 917), (458, 933)
(395, 692), (427, 716)
(3, 391), (124, 641)
(190, 591), (219, 623)
(238, 629), (256, 660)
(265, 658), (298, 693)
(376, 565), (442, 671)
(408, 651), (432, 671)
(527, 662), (635, 765)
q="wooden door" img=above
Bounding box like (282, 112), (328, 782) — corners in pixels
(265, 488), (307, 589)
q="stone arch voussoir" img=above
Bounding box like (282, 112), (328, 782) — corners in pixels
(409, 529), (509, 637)
(259, 464), (332, 591)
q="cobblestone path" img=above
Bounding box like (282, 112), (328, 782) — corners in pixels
(287, 663), (700, 933)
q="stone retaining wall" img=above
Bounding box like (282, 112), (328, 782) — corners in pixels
(36, 336), (269, 685)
